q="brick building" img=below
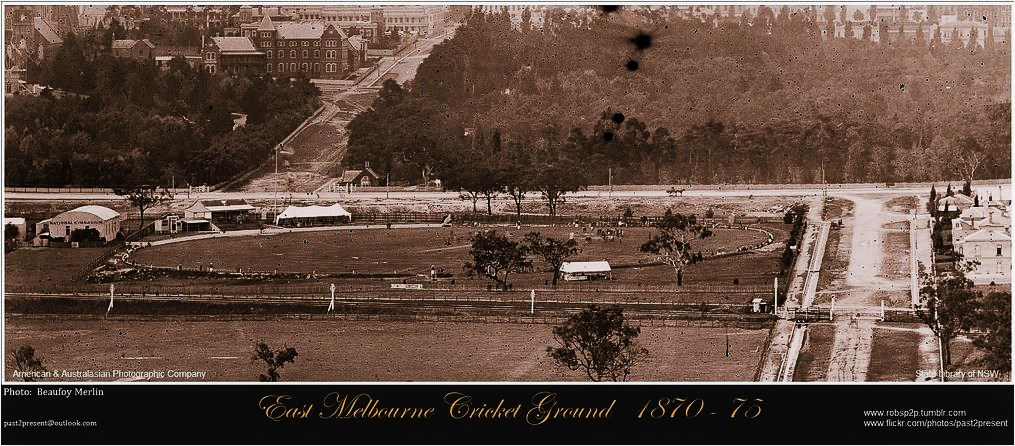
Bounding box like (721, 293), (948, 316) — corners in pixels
(5, 7), (63, 67)
(241, 15), (349, 79)
(202, 36), (266, 75)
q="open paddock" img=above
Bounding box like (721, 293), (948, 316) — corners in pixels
(866, 327), (922, 382)
(4, 318), (769, 382)
(4, 247), (111, 288)
(792, 323), (836, 382)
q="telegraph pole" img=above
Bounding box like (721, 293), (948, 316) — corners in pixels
(608, 166), (613, 197)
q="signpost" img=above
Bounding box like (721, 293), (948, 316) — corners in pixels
(108, 284), (115, 313)
(328, 283), (336, 313)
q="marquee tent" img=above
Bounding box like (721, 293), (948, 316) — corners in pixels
(274, 203), (352, 226)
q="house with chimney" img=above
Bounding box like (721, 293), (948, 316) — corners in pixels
(334, 162), (382, 190)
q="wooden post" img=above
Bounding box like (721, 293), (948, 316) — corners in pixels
(773, 277), (778, 316)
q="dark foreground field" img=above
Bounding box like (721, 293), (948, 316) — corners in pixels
(5, 318), (768, 382)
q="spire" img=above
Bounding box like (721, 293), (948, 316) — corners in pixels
(257, 13), (274, 31)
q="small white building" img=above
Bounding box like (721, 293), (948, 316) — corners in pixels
(560, 260), (612, 281)
(950, 206), (1009, 247)
(35, 205), (121, 242)
(3, 217), (28, 240)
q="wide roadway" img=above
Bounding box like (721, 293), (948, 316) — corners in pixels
(5, 182), (1010, 203)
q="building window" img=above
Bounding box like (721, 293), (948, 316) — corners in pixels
(302, 49), (308, 58)
(313, 62), (320, 72)
(325, 39), (336, 47)
(290, 41), (297, 47)
(266, 63), (272, 72)
(278, 50), (284, 58)
(289, 63), (296, 72)
(278, 63), (284, 72)
(260, 32), (271, 38)
(301, 62), (309, 72)
(266, 51), (272, 59)
(290, 50), (296, 58)
(302, 41), (309, 46)
(998, 246), (1003, 256)
(314, 49), (320, 58)
(205, 52), (216, 60)
(314, 41), (320, 46)
(262, 40), (272, 48)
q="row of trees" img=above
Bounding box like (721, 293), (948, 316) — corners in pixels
(7, 33), (321, 187)
(347, 8), (1010, 188)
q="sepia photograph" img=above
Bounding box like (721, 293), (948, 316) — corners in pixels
(1, 1), (1012, 444)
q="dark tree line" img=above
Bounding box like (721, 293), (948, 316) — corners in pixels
(347, 8), (1010, 188)
(7, 33), (320, 187)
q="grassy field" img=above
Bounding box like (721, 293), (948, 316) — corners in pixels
(816, 226), (849, 295)
(884, 196), (918, 214)
(4, 318), (768, 382)
(882, 229), (911, 281)
(821, 197), (854, 221)
(125, 225), (779, 289)
(866, 328), (921, 382)
(792, 323), (835, 382)
(4, 247), (110, 289)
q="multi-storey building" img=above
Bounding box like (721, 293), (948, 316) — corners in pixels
(238, 15), (350, 79)
(286, 5), (385, 44)
(288, 5), (447, 38)
(202, 36), (266, 75)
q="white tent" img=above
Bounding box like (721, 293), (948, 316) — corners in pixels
(560, 261), (612, 281)
(274, 203), (352, 225)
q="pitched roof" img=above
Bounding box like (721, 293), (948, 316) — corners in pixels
(33, 17), (62, 44)
(338, 170), (362, 183)
(275, 22), (330, 39)
(347, 35), (366, 52)
(962, 228), (1011, 243)
(113, 39), (156, 50)
(561, 261), (612, 274)
(210, 36), (263, 54)
(111, 39), (137, 49)
(63, 205), (120, 221)
(257, 14), (275, 31)
(275, 203), (351, 223)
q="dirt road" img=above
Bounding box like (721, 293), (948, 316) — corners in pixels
(825, 194), (915, 381)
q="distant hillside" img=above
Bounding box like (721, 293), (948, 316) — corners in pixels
(346, 8), (1011, 185)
